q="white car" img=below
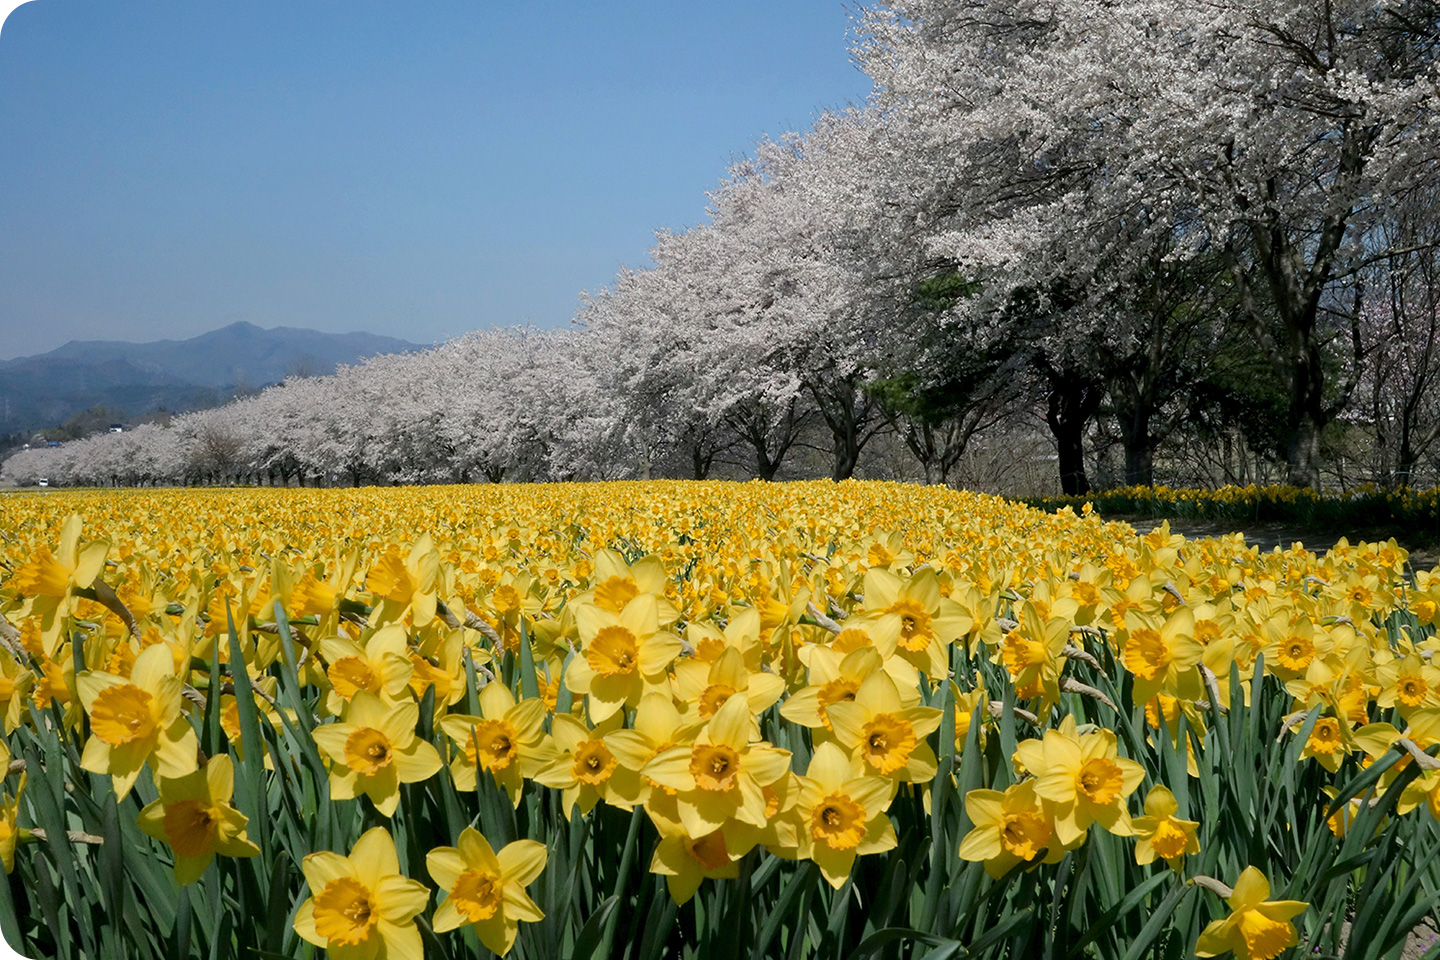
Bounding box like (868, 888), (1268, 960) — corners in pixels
(37, 478), (49, 487)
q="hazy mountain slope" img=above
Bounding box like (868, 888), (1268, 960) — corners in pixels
(0, 322), (424, 436)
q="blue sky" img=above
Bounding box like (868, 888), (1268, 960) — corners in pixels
(0, 0), (873, 358)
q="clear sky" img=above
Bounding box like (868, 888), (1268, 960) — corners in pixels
(0, 0), (874, 359)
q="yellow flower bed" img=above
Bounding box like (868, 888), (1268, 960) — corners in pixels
(0, 481), (1436, 959)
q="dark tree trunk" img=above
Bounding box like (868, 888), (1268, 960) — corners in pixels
(1282, 327), (1327, 489)
(691, 442), (712, 480)
(1047, 382), (1104, 496)
(807, 379), (878, 482)
(1117, 405), (1156, 487)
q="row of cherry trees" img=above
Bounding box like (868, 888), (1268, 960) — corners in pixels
(6, 0), (1440, 492)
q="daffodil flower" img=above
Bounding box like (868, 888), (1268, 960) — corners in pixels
(319, 625), (415, 716)
(683, 605), (767, 669)
(997, 600), (1071, 707)
(1121, 607), (1204, 705)
(11, 514), (108, 600)
(642, 694), (791, 839)
(294, 826), (429, 960)
(649, 820), (742, 905)
(1376, 653), (1440, 714)
(1297, 715), (1352, 773)
(602, 692), (701, 811)
(794, 742), (896, 888)
(565, 593), (681, 722)
(825, 672), (942, 782)
(1014, 715), (1144, 845)
(958, 779), (1059, 878)
(1130, 785), (1199, 870)
(137, 755), (260, 884)
(857, 568), (971, 677)
(312, 691), (442, 816)
(77, 643), (197, 799)
(533, 713), (635, 817)
(287, 546), (360, 629)
(780, 645), (913, 732)
(580, 548), (682, 624)
(671, 645), (784, 723)
(0, 739), (22, 874)
(428, 827), (546, 955)
(13, 514), (109, 653)
(1194, 866), (1308, 960)
(365, 535), (440, 628)
(440, 682), (554, 806)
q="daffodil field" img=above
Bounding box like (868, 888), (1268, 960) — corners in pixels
(1, 481), (1438, 960)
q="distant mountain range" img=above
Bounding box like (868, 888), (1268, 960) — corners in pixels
(0, 322), (424, 437)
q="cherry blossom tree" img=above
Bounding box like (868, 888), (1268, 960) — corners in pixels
(857, 0), (1440, 487)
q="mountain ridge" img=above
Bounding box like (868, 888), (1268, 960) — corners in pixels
(0, 321), (426, 437)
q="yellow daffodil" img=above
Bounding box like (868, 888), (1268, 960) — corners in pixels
(1297, 715), (1352, 773)
(294, 826), (429, 960)
(602, 692), (701, 811)
(958, 780), (1059, 878)
(288, 547), (361, 627)
(997, 601), (1070, 707)
(1130, 785), (1199, 870)
(77, 643), (197, 799)
(440, 682), (554, 806)
(1194, 866), (1308, 960)
(1121, 607), (1204, 705)
(365, 535), (440, 628)
(11, 514), (108, 600)
(137, 755), (260, 884)
(1014, 715), (1144, 846)
(825, 672), (942, 782)
(649, 819), (743, 905)
(0, 739), (21, 874)
(1376, 652), (1440, 714)
(319, 625), (415, 716)
(312, 691), (442, 816)
(857, 567), (971, 677)
(642, 694), (791, 838)
(565, 593), (681, 722)
(794, 742), (897, 888)
(580, 548), (682, 625)
(428, 827), (546, 955)
(781, 645), (918, 732)
(533, 713), (635, 817)
(671, 646), (784, 723)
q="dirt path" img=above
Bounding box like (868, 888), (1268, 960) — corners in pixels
(1109, 515), (1440, 573)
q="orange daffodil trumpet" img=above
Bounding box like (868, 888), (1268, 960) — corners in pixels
(294, 827), (429, 960)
